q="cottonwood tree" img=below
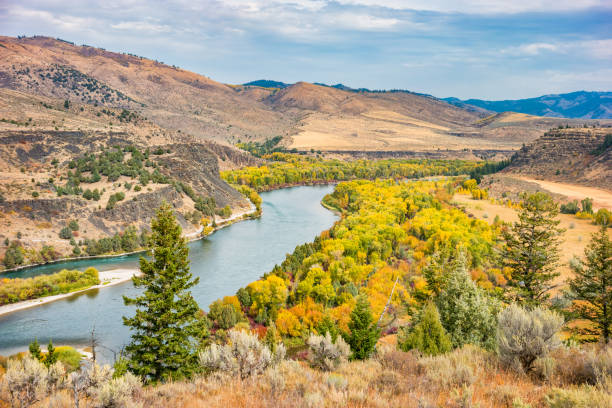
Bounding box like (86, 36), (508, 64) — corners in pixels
(123, 203), (205, 382)
(501, 192), (564, 306)
(568, 224), (612, 343)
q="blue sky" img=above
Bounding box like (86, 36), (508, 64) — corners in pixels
(0, 0), (610, 99)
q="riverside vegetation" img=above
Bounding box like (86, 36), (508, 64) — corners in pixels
(0, 158), (611, 407)
(0, 267), (99, 306)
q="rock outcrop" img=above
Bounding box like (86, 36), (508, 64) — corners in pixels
(504, 128), (612, 189)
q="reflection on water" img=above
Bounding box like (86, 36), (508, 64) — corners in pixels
(0, 185), (337, 362)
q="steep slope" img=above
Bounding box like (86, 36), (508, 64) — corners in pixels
(0, 84), (260, 266)
(0, 36), (296, 144)
(445, 91), (612, 119)
(502, 127), (612, 189)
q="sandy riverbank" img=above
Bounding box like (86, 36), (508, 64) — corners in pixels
(0, 268), (141, 317)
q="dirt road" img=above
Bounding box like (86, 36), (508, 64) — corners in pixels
(517, 177), (612, 210)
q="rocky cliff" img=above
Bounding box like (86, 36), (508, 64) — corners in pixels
(504, 127), (612, 189)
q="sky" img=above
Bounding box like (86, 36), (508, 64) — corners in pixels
(0, 0), (611, 99)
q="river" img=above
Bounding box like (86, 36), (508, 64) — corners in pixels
(0, 185), (337, 362)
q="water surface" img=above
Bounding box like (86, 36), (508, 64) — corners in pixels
(0, 185), (337, 362)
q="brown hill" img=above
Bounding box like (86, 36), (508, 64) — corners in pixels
(4, 35), (607, 154)
(0, 36), (295, 145)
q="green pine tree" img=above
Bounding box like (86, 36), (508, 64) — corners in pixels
(398, 302), (451, 356)
(343, 295), (381, 360)
(435, 251), (499, 350)
(422, 244), (455, 297)
(29, 338), (42, 362)
(45, 340), (57, 367)
(123, 203), (206, 382)
(568, 224), (612, 343)
(502, 192), (564, 305)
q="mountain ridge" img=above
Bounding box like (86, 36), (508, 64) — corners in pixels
(444, 91), (612, 119)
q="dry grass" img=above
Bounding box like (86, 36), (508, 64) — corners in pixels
(290, 111), (522, 152)
(452, 193), (611, 288)
(3, 344), (611, 408)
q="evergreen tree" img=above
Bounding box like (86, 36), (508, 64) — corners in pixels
(123, 203), (205, 382)
(501, 192), (564, 305)
(342, 295), (380, 360)
(422, 244), (454, 297)
(45, 340), (57, 367)
(398, 302), (451, 356)
(435, 251), (499, 350)
(29, 339), (42, 362)
(568, 224), (612, 343)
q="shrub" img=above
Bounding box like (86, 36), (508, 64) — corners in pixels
(59, 226), (72, 240)
(54, 346), (82, 372)
(68, 219), (79, 231)
(276, 308), (302, 337)
(96, 372), (142, 407)
(3, 242), (24, 268)
(306, 332), (350, 371)
(69, 363), (114, 404)
(552, 345), (612, 385)
(377, 347), (419, 373)
(497, 304), (563, 372)
(545, 385), (611, 408)
(217, 304), (239, 329)
(198, 329), (285, 379)
(418, 347), (477, 389)
(1, 355), (48, 407)
(106, 192), (125, 210)
(398, 302), (451, 356)
(560, 201), (580, 214)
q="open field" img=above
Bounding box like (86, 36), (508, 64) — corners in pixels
(289, 111), (521, 152)
(453, 193), (611, 288)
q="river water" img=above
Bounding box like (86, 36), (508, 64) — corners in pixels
(0, 185), (337, 362)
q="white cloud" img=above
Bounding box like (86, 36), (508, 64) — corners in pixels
(325, 13), (400, 30)
(502, 39), (612, 59)
(335, 0), (611, 14)
(503, 42), (558, 56)
(111, 21), (172, 33)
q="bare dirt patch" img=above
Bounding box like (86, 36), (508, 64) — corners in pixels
(515, 177), (612, 210)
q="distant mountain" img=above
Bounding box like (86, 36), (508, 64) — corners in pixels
(444, 91), (612, 119)
(243, 79), (291, 88)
